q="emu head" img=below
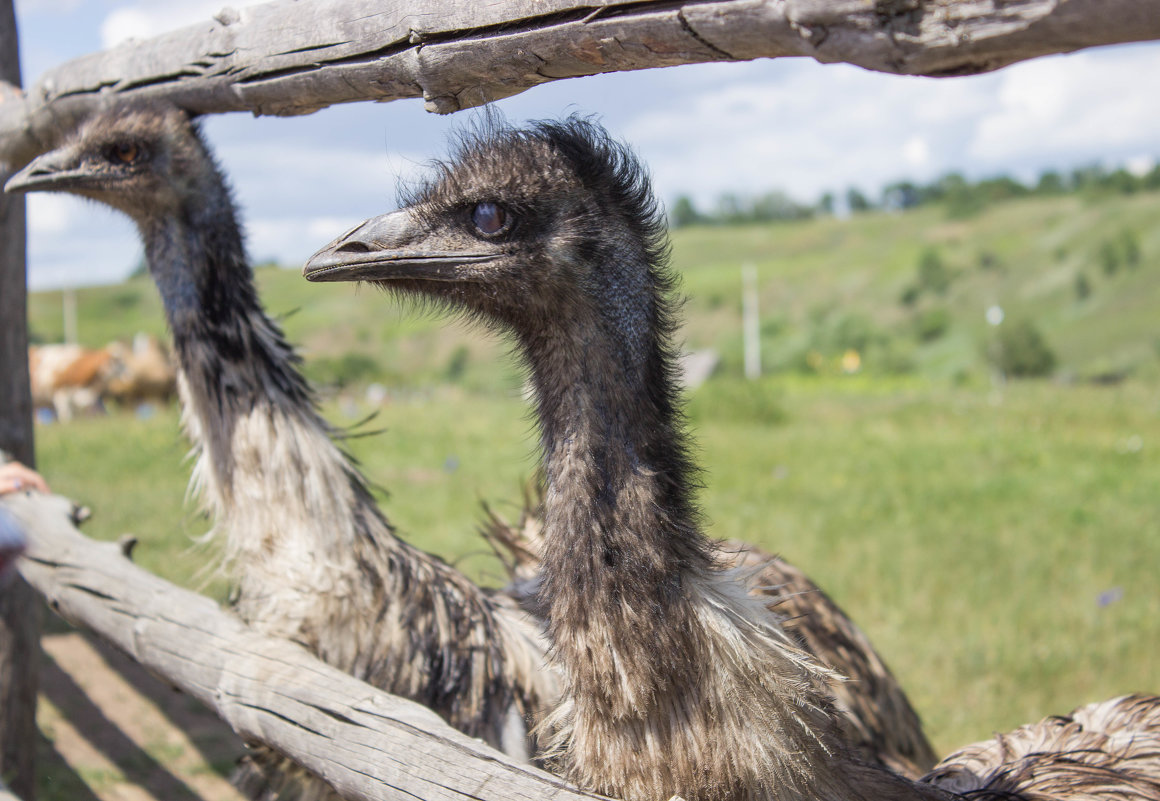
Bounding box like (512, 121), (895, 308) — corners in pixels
(305, 117), (670, 360)
(5, 103), (210, 221)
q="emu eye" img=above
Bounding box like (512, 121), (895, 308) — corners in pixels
(109, 143), (141, 165)
(471, 202), (508, 236)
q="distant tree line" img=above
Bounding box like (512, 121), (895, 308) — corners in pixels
(669, 160), (1160, 228)
(670, 191), (816, 228)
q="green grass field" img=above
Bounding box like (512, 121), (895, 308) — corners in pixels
(33, 375), (1160, 757)
(26, 191), (1160, 761)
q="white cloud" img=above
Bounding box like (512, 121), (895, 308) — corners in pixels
(26, 202), (138, 291)
(903, 136), (930, 169)
(100, 1), (267, 48)
(626, 63), (987, 203)
(1126, 155), (1155, 177)
(26, 193), (76, 236)
(624, 44), (1160, 207)
(968, 47), (1160, 166)
(307, 216), (361, 241)
(246, 216), (370, 266)
(210, 140), (425, 264)
(100, 8), (152, 48)
(204, 125), (431, 219)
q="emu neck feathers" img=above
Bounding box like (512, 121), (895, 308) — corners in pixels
(145, 207), (387, 604)
(140, 192), (405, 634)
(530, 324), (709, 621)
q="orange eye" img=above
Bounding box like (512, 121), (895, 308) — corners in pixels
(111, 143), (139, 164)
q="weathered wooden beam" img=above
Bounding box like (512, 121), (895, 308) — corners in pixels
(0, 7), (32, 473)
(0, 2), (41, 797)
(2, 0), (1159, 168)
(0, 492), (601, 801)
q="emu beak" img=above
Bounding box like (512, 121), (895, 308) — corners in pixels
(4, 148), (86, 194)
(304, 210), (498, 284)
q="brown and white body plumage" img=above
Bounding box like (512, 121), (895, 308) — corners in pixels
(928, 694), (1160, 800)
(482, 484), (935, 777)
(6, 104), (556, 800)
(305, 116), (1160, 801)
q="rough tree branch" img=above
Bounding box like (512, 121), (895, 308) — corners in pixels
(0, 492), (600, 801)
(2, 0), (1158, 168)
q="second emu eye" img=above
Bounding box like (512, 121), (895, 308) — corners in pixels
(471, 202), (507, 236)
(109, 143), (141, 164)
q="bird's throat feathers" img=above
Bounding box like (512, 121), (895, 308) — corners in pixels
(532, 353), (881, 800)
(530, 298), (715, 670)
(142, 186), (247, 328)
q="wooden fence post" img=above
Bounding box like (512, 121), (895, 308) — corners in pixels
(0, 1), (42, 797)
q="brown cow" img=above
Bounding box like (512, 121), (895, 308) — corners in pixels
(27, 334), (177, 421)
(28, 343), (113, 421)
(103, 333), (177, 407)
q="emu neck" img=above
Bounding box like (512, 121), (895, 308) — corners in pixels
(141, 203), (318, 486)
(136, 182), (401, 638)
(524, 300), (933, 801)
(527, 309), (712, 707)
(141, 196), (308, 419)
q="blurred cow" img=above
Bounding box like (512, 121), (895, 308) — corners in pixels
(28, 343), (113, 421)
(104, 333), (177, 407)
(28, 333), (176, 421)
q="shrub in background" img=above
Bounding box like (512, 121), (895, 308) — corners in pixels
(991, 320), (1057, 378)
(915, 307), (951, 342)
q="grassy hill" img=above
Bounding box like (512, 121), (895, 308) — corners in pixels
(670, 191), (1160, 382)
(29, 188), (1160, 387)
(24, 190), (1160, 762)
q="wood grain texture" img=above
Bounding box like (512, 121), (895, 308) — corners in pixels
(2, 0), (1159, 168)
(0, 2), (41, 797)
(0, 2), (32, 473)
(0, 492), (603, 801)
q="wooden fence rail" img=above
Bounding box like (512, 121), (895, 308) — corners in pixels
(1, 492), (601, 801)
(2, 0), (1160, 169)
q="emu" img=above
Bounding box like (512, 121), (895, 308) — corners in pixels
(6, 104), (557, 800)
(304, 117), (1160, 801)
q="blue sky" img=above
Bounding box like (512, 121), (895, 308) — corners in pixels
(11, 0), (1160, 290)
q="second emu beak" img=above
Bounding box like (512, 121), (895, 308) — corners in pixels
(304, 210), (498, 284)
(4, 149), (84, 194)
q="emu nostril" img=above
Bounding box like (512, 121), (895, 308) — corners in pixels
(336, 240), (372, 254)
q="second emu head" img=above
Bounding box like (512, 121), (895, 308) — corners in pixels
(5, 103), (223, 221)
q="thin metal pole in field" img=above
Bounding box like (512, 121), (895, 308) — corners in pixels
(63, 287), (78, 344)
(742, 262), (761, 380)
